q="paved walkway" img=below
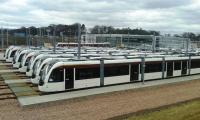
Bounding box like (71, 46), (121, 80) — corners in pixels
(0, 63), (12, 66)
(0, 70), (19, 73)
(19, 74), (200, 106)
(5, 79), (30, 84)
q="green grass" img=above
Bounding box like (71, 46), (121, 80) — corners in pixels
(125, 99), (200, 120)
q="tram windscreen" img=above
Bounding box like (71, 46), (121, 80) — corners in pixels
(49, 68), (64, 82)
(27, 57), (34, 71)
(18, 54), (25, 62)
(25, 57), (31, 66)
(33, 60), (40, 76)
(13, 51), (19, 62)
(33, 60), (39, 72)
(41, 64), (49, 82)
(21, 54), (27, 64)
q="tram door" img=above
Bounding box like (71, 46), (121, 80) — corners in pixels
(182, 61), (188, 75)
(130, 64), (139, 81)
(167, 62), (173, 77)
(65, 68), (74, 89)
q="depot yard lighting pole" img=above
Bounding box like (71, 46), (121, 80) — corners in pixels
(6, 28), (8, 47)
(188, 55), (191, 75)
(36, 28), (39, 47)
(42, 27), (45, 47)
(60, 32), (64, 42)
(46, 29), (50, 44)
(39, 27), (42, 47)
(144, 42), (147, 56)
(77, 23), (81, 60)
(28, 27), (31, 48)
(128, 27), (131, 48)
(1, 27), (4, 50)
(162, 56), (165, 79)
(141, 57), (145, 84)
(53, 26), (56, 53)
(152, 35), (156, 53)
(186, 38), (190, 56)
(100, 59), (104, 86)
(26, 28), (28, 46)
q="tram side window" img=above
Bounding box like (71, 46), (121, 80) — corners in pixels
(104, 65), (129, 77)
(11, 51), (16, 57)
(76, 67), (100, 80)
(174, 61), (181, 70)
(145, 63), (162, 73)
(191, 60), (200, 68)
(49, 68), (64, 82)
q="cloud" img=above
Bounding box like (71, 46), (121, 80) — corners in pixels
(142, 0), (191, 9)
(0, 0), (199, 34)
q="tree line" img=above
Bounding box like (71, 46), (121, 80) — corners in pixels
(8, 23), (86, 36)
(175, 32), (200, 41)
(90, 25), (160, 36)
(4, 24), (200, 41)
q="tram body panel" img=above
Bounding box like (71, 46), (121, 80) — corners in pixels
(139, 72), (162, 81)
(74, 78), (100, 89)
(104, 75), (130, 85)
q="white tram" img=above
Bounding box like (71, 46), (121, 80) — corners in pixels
(38, 56), (200, 92)
(5, 46), (22, 62)
(4, 46), (15, 60)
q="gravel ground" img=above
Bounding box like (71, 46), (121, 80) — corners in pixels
(0, 80), (200, 120)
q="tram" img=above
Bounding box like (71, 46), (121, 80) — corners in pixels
(38, 56), (200, 92)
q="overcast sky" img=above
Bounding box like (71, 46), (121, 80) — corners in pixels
(0, 0), (200, 34)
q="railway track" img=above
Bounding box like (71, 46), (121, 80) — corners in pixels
(0, 93), (16, 100)
(0, 87), (9, 90)
(0, 69), (40, 100)
(0, 83), (16, 100)
(0, 84), (8, 86)
(0, 81), (40, 100)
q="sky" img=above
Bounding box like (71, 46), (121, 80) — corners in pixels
(0, 0), (200, 34)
